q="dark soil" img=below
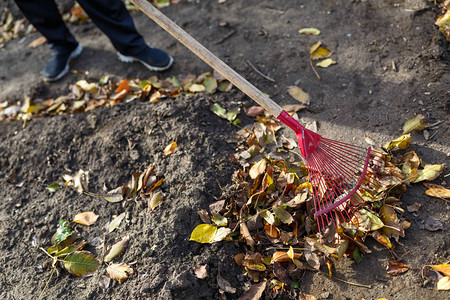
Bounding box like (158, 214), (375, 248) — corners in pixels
(0, 0), (449, 299)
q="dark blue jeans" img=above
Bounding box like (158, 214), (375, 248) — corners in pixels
(14, 0), (148, 56)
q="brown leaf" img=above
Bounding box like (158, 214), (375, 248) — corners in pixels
(238, 281), (266, 300)
(217, 271), (236, 294)
(245, 106), (265, 117)
(193, 264), (208, 279)
(273, 261), (291, 285)
(29, 36), (46, 48)
(103, 236), (129, 262)
(298, 293), (318, 300)
(73, 211), (99, 226)
(437, 276), (450, 290)
(107, 263), (134, 283)
(380, 205), (404, 240)
(406, 202), (421, 212)
(386, 261), (409, 275)
(249, 158), (267, 179)
(271, 251), (302, 263)
(287, 86), (310, 105)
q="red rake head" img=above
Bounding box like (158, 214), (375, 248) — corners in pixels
(278, 111), (383, 231)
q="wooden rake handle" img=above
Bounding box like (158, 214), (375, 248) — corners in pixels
(131, 0), (283, 117)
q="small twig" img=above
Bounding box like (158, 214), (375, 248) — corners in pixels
(215, 28), (237, 44)
(318, 270), (372, 288)
(38, 267), (56, 300)
(309, 58), (321, 80)
(246, 60), (276, 82)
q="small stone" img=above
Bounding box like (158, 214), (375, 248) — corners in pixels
(320, 291), (330, 299)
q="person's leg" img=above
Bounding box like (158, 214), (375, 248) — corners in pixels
(77, 0), (172, 70)
(13, 0), (83, 81)
(13, 0), (78, 54)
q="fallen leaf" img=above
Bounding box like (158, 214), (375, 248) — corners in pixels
(424, 216), (444, 231)
(107, 263), (134, 283)
(273, 261), (291, 285)
(238, 281), (266, 300)
(384, 134), (411, 150)
(316, 58), (336, 68)
(245, 106), (265, 117)
(73, 211), (99, 226)
(309, 41), (332, 60)
(217, 271), (236, 294)
(190, 224), (217, 244)
(298, 28), (321, 35)
(116, 79), (130, 93)
(386, 261), (409, 275)
(402, 114), (428, 134)
(412, 164), (445, 183)
(148, 191), (164, 212)
(428, 264), (450, 277)
(163, 141), (177, 156)
(63, 251), (100, 277)
(273, 206), (294, 224)
(76, 80), (98, 94)
(104, 236), (129, 262)
(212, 213), (228, 227)
(99, 275), (111, 290)
(406, 202), (421, 212)
(188, 83), (206, 93)
(193, 264), (208, 279)
(287, 86), (310, 105)
(298, 293), (318, 300)
(282, 104), (307, 113)
(108, 212), (126, 233)
(51, 219), (73, 246)
(63, 169), (89, 193)
(47, 183), (60, 193)
(437, 276), (450, 291)
(212, 227), (232, 242)
(249, 158), (267, 179)
(380, 205), (404, 240)
(29, 36), (46, 48)
(424, 183), (450, 199)
(204, 76), (218, 94)
(372, 230), (392, 249)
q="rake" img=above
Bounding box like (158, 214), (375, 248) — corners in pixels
(131, 0), (383, 230)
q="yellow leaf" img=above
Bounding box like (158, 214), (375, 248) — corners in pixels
(402, 114), (428, 134)
(189, 224), (217, 244)
(296, 182), (312, 193)
(163, 141), (177, 156)
(372, 230), (392, 248)
(424, 183), (450, 199)
(298, 28), (321, 35)
(316, 58), (336, 68)
(108, 212), (126, 233)
(148, 191), (164, 211)
(287, 86), (310, 105)
(437, 276), (450, 291)
(384, 134), (411, 150)
(287, 246), (294, 261)
(309, 41), (332, 60)
(380, 205), (404, 239)
(412, 164), (445, 183)
(249, 158), (267, 179)
(435, 10), (450, 28)
(428, 264), (450, 277)
(73, 211), (99, 226)
(76, 80), (98, 94)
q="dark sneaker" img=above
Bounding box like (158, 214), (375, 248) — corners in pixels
(117, 46), (173, 71)
(42, 44), (83, 81)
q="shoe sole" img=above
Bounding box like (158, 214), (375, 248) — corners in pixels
(117, 51), (173, 71)
(44, 44), (83, 82)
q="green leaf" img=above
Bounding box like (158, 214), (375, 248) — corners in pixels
(51, 219), (72, 245)
(104, 236), (129, 263)
(352, 248), (362, 263)
(211, 103), (227, 119)
(47, 183), (60, 193)
(402, 114), (428, 134)
(63, 251), (100, 277)
(204, 76), (217, 94)
(189, 224), (217, 244)
(273, 206), (294, 224)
